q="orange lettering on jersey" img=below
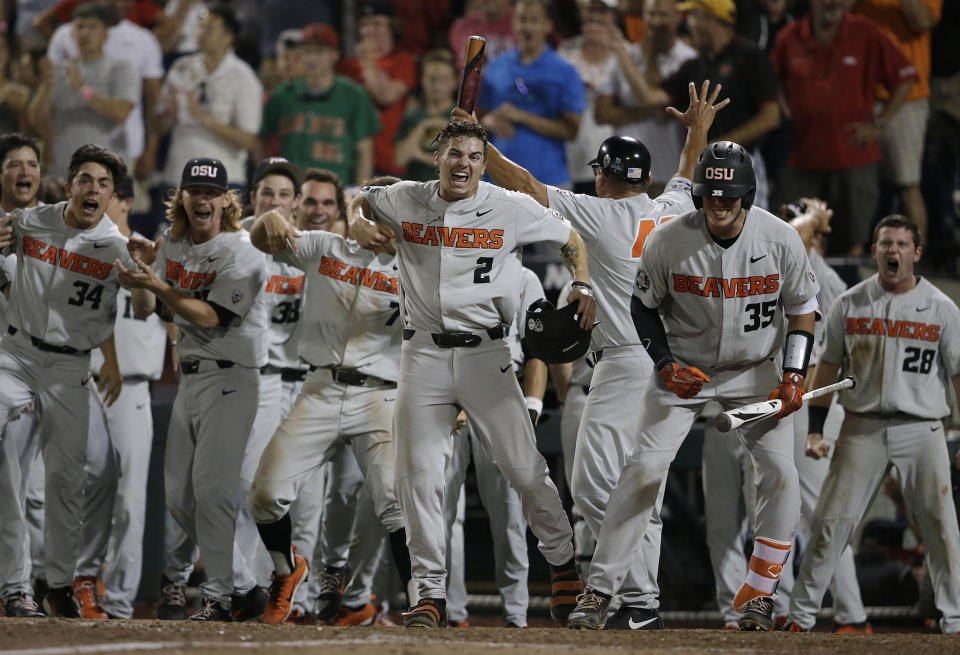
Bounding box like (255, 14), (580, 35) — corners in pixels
(487, 229), (504, 249)
(764, 274), (780, 293)
(475, 229), (489, 248)
(845, 317), (942, 342)
(265, 275), (304, 295)
(19, 237), (112, 280)
(318, 256), (333, 275)
(673, 273), (780, 298)
(331, 260), (346, 280)
(455, 229), (474, 248)
(40, 245), (56, 264)
(702, 277), (720, 297)
(341, 266), (359, 285)
(870, 318), (885, 336)
(316, 257), (399, 295)
(422, 226), (438, 246)
(631, 217), (674, 258)
(164, 260), (216, 291)
(927, 325), (940, 341)
(400, 221), (504, 250)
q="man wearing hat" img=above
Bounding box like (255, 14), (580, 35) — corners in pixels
(119, 157), (268, 621)
(261, 22), (379, 185)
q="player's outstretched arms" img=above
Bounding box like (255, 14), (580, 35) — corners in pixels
(671, 80), (729, 182)
(560, 229), (596, 329)
(251, 210), (300, 255)
(127, 236), (162, 267)
(631, 295), (710, 398)
(347, 194), (395, 254)
(451, 107), (548, 207)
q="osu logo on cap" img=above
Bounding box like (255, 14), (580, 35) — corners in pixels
(191, 164), (219, 178)
(704, 166), (734, 180)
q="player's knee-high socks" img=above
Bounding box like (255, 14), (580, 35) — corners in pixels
(734, 536), (791, 609)
(257, 513), (295, 575)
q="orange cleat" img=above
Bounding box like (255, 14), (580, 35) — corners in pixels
(337, 602), (376, 626)
(784, 621), (809, 632)
(72, 577), (108, 619)
(263, 550), (308, 625)
(834, 622), (873, 634)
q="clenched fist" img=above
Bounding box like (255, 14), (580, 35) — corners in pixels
(658, 362), (710, 399)
(768, 372), (805, 418)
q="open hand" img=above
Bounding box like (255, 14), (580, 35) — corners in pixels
(667, 80), (729, 132)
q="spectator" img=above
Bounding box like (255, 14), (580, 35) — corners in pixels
(0, 31), (31, 134)
(260, 22), (378, 186)
(153, 0), (206, 55)
(557, 0), (619, 195)
(851, 0), (941, 244)
(448, 0), (516, 70)
(45, 0), (163, 179)
(155, 4), (262, 194)
(14, 0), (60, 52)
(33, 0), (161, 38)
(27, 2), (137, 178)
(771, 0), (917, 255)
(259, 29), (303, 97)
(594, 0), (696, 195)
(339, 0), (417, 177)
(394, 49), (458, 182)
(393, 0), (451, 56)
(479, 0), (586, 189)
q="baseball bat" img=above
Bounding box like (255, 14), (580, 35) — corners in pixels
(715, 376), (856, 433)
(456, 36), (486, 114)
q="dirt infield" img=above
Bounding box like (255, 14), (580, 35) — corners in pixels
(0, 620), (954, 655)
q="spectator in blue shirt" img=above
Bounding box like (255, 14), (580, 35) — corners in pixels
(479, 0), (586, 188)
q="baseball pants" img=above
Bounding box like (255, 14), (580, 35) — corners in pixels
(790, 400), (865, 626)
(340, 485), (389, 610)
(0, 407), (39, 599)
(394, 334), (573, 600)
(445, 480), (468, 623)
(587, 359), (800, 598)
(560, 383), (595, 571)
(571, 346), (662, 609)
(0, 332), (96, 588)
(76, 379), (153, 617)
(165, 362), (260, 603)
(788, 414), (960, 634)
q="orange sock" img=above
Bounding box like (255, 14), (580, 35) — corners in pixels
(734, 536), (791, 611)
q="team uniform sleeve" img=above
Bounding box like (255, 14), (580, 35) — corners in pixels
(937, 298), (960, 379)
(358, 183), (403, 230)
(657, 177), (695, 211)
(778, 227), (820, 307)
(273, 230), (338, 271)
(546, 186), (607, 240)
(514, 198), (573, 248)
(632, 227), (669, 309)
(206, 247), (266, 323)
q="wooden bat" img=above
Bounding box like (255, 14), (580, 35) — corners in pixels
(457, 36), (486, 114)
(715, 376), (856, 433)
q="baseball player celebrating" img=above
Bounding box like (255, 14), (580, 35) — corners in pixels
(783, 215), (960, 634)
(119, 158), (268, 622)
(349, 120), (597, 628)
(454, 80), (727, 629)
(247, 186), (412, 626)
(567, 141), (820, 631)
(0, 144), (131, 617)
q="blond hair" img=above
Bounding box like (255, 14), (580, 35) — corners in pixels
(165, 188), (244, 240)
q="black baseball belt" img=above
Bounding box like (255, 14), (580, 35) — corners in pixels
(309, 365), (396, 388)
(402, 325), (507, 348)
(7, 325), (90, 356)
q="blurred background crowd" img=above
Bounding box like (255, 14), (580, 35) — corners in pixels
(0, 0), (956, 271)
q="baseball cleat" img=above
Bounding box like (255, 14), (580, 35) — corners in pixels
(737, 595), (774, 631)
(549, 557), (585, 625)
(72, 577), (108, 619)
(43, 586), (81, 618)
(336, 602), (376, 626)
(402, 598), (448, 628)
(157, 576), (187, 620)
(603, 605), (663, 630)
(189, 596), (232, 622)
(4, 592), (46, 617)
(315, 565), (346, 624)
(284, 607), (318, 625)
(565, 589), (610, 630)
(231, 586), (267, 622)
(263, 552), (309, 625)
(834, 621), (874, 634)
(783, 621), (809, 632)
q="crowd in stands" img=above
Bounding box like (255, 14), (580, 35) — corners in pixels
(0, 0), (957, 268)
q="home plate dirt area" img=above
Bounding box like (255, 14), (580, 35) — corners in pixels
(0, 621), (954, 655)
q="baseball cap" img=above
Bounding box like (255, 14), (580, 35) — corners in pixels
(301, 22), (340, 49)
(180, 158), (228, 191)
(72, 2), (117, 26)
(277, 28), (302, 52)
(359, 0), (396, 18)
(253, 157), (303, 189)
(676, 0), (736, 25)
(115, 175), (134, 200)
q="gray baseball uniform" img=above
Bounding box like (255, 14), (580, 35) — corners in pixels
(586, 205), (819, 601)
(788, 275), (960, 634)
(547, 177), (693, 611)
(158, 228), (267, 604)
(360, 180), (576, 600)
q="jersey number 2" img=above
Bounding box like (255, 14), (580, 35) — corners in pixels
(67, 281), (104, 309)
(474, 257), (493, 283)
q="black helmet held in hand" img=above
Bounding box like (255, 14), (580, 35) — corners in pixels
(522, 298), (593, 364)
(586, 136), (651, 184)
(692, 141), (756, 210)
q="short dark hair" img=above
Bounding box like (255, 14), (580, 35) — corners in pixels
(303, 167), (347, 218)
(873, 214), (922, 247)
(0, 133), (41, 166)
(435, 121), (488, 158)
(66, 144), (127, 186)
(208, 5), (240, 38)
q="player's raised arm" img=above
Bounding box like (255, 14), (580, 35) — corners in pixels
(451, 107), (548, 207)
(251, 209), (301, 255)
(117, 258), (220, 329)
(559, 229), (597, 329)
(347, 193), (395, 253)
(670, 81), (729, 182)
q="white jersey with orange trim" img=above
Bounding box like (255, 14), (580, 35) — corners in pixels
(821, 275), (960, 418)
(633, 206), (820, 370)
(273, 231), (401, 382)
(153, 229), (267, 368)
(360, 180), (572, 333)
(547, 177), (693, 350)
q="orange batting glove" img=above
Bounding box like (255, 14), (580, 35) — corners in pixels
(658, 362), (710, 399)
(768, 372), (805, 418)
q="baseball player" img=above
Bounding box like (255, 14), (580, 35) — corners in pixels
(567, 140), (820, 631)
(0, 144), (132, 617)
(73, 176), (167, 619)
(247, 184), (412, 626)
(783, 215), (960, 634)
(0, 132), (46, 618)
(454, 80), (726, 629)
(118, 157), (268, 622)
(349, 119), (597, 628)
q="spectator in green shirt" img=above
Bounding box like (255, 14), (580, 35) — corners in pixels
(260, 22), (379, 186)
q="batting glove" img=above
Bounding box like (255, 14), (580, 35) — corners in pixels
(768, 372), (805, 417)
(658, 362), (710, 399)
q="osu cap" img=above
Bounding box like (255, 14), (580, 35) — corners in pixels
(253, 157), (303, 189)
(180, 157), (228, 191)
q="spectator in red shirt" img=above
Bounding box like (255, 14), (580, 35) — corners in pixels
(771, 0), (917, 255)
(449, 0), (517, 70)
(339, 0), (417, 177)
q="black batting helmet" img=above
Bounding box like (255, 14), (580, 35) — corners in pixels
(691, 141), (756, 210)
(586, 136), (651, 184)
(522, 298), (593, 364)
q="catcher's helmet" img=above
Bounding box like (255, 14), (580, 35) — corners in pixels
(691, 141), (756, 210)
(586, 136), (651, 184)
(522, 298), (593, 364)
